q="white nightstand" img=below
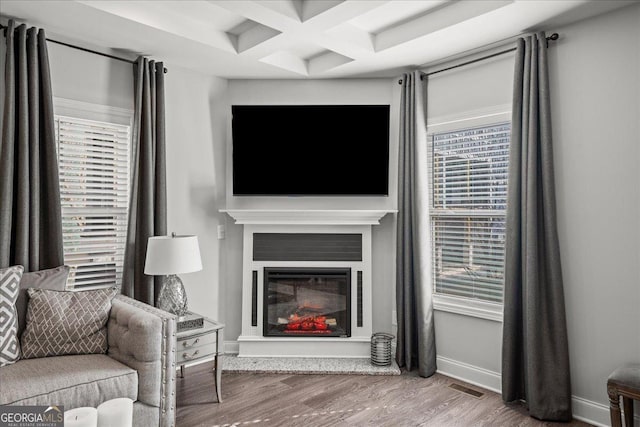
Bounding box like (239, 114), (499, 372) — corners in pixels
(176, 315), (224, 402)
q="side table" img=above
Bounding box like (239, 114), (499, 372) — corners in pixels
(176, 314), (224, 402)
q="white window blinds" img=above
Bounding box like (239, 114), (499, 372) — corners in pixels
(428, 122), (510, 303)
(55, 115), (130, 290)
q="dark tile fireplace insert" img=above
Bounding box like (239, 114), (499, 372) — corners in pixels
(263, 267), (351, 338)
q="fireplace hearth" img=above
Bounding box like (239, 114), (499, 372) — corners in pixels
(264, 268), (351, 338)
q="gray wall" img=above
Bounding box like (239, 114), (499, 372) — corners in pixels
(164, 66), (228, 323)
(426, 49), (514, 392)
(427, 52), (515, 119)
(0, 37), (227, 323)
(222, 79), (399, 342)
(424, 4), (640, 425)
(0, 35), (134, 143)
(46, 43), (134, 111)
(549, 3), (640, 421)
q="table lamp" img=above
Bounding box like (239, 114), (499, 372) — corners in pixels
(144, 233), (202, 317)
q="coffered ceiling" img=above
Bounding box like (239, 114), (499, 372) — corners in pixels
(0, 0), (635, 78)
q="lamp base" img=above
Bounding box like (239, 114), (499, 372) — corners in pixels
(157, 274), (188, 316)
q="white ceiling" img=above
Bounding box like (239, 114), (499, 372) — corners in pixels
(0, 0), (635, 79)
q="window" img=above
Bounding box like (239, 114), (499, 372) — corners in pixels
(55, 115), (131, 289)
(428, 119), (510, 305)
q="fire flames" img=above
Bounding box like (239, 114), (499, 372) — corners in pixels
(276, 302), (338, 335)
(285, 314), (329, 332)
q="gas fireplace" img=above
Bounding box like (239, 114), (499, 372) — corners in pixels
(264, 268), (351, 338)
(222, 209), (392, 358)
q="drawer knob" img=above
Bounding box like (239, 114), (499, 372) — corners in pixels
(182, 350), (200, 360)
(182, 338), (200, 348)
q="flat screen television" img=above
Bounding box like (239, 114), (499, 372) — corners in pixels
(232, 105), (390, 196)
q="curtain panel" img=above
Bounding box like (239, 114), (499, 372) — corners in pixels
(121, 57), (167, 306)
(396, 71), (437, 377)
(0, 20), (63, 272)
(501, 32), (572, 421)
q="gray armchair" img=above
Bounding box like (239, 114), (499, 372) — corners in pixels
(108, 295), (177, 426)
(0, 294), (177, 427)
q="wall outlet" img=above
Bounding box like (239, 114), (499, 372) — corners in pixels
(392, 310), (397, 326)
(217, 224), (226, 240)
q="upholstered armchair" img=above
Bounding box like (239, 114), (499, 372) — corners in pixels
(108, 295), (177, 426)
(0, 294), (177, 427)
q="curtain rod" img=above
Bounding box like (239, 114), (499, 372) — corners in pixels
(398, 33), (559, 84)
(0, 23), (168, 74)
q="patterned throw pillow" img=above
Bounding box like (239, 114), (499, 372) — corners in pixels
(16, 265), (70, 338)
(0, 265), (24, 367)
(20, 287), (118, 359)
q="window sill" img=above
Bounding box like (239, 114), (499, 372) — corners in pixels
(433, 294), (503, 322)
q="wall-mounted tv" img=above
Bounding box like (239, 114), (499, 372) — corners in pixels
(232, 105), (390, 196)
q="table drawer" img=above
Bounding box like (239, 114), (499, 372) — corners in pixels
(178, 332), (217, 350)
(177, 343), (217, 364)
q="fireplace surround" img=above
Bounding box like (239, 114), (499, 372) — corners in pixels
(221, 209), (394, 358)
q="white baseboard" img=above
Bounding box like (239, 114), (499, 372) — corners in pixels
(224, 340), (239, 355)
(437, 355), (640, 427)
(571, 395), (610, 427)
(572, 395), (640, 427)
(436, 355), (502, 393)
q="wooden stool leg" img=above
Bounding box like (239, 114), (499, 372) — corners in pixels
(608, 385), (623, 427)
(622, 396), (634, 427)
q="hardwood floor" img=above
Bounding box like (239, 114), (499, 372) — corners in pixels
(176, 361), (591, 427)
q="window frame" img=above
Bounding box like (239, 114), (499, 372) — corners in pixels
(426, 105), (511, 322)
(54, 98), (133, 291)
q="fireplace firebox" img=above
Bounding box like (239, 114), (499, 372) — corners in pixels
(263, 268), (351, 338)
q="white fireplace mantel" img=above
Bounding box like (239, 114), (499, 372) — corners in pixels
(220, 208), (396, 358)
(220, 209), (396, 225)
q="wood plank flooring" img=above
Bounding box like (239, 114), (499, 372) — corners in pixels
(176, 361), (592, 427)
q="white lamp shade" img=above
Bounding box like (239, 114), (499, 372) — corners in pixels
(144, 235), (202, 275)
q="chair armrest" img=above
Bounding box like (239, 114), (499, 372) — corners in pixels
(107, 294), (177, 427)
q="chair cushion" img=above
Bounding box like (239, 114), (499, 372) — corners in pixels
(16, 265), (70, 338)
(0, 354), (138, 407)
(608, 364), (640, 390)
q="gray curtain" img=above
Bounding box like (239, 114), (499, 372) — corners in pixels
(396, 71), (436, 377)
(502, 33), (572, 421)
(0, 20), (63, 272)
(121, 57), (167, 306)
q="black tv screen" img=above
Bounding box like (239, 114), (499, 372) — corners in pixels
(232, 105), (390, 196)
